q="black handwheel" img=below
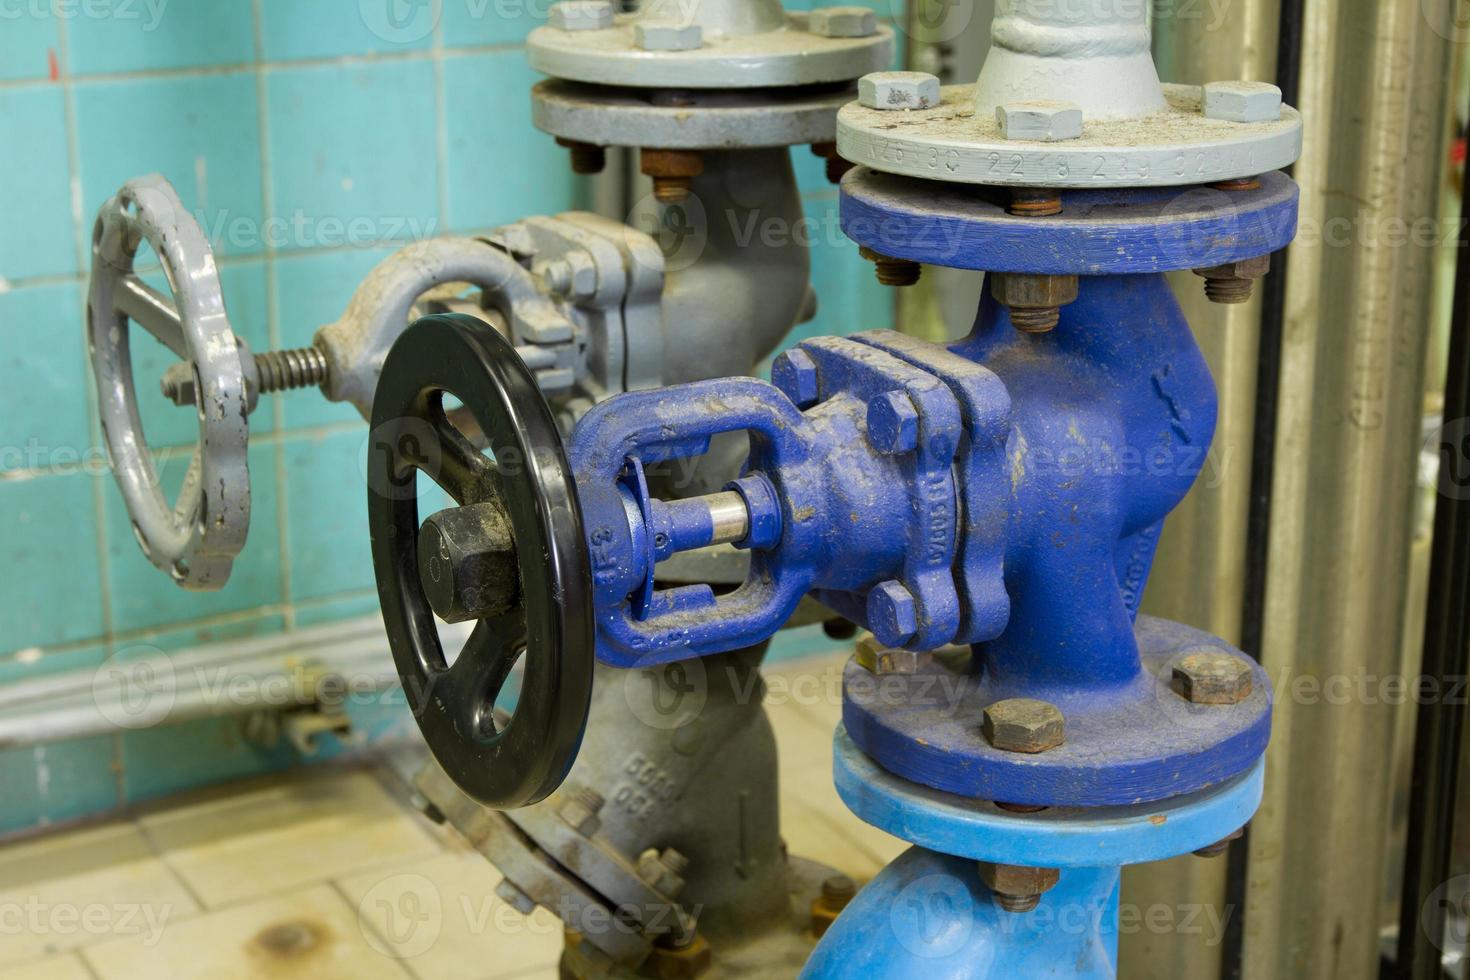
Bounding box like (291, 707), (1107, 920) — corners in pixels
(369, 313), (594, 809)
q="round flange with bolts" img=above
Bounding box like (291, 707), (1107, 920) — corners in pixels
(368, 313), (595, 809)
(88, 175), (251, 590)
(527, 2), (893, 91)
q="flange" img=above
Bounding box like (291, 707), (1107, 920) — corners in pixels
(834, 725), (1264, 867)
(836, 83), (1303, 188)
(839, 167), (1300, 274)
(532, 79), (855, 150)
(527, 11), (893, 90)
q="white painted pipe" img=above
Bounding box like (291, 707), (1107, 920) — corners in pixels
(636, 0), (785, 37)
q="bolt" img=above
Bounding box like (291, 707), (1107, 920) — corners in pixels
(1193, 255), (1271, 305)
(1203, 80), (1283, 124)
(979, 863), (1060, 913)
(637, 847), (688, 897)
(557, 786), (605, 836)
(162, 346), (328, 406)
(771, 348), (820, 408)
(641, 147), (705, 204)
(810, 142), (855, 184)
(867, 390), (920, 454)
(990, 273), (1079, 334)
(1172, 650), (1254, 704)
(810, 874), (857, 937)
(549, 0), (613, 31)
(997, 100), (1083, 142)
(495, 879), (537, 916)
(417, 502), (519, 624)
(809, 6), (877, 37)
(858, 71), (941, 111)
(647, 929), (712, 979)
(854, 633), (919, 676)
(1194, 827), (1245, 858)
(983, 698), (1065, 754)
(1213, 176), (1261, 192)
(867, 581), (918, 647)
(636, 20), (702, 51)
(859, 246), (921, 287)
(555, 137), (606, 175)
(1007, 187), (1063, 217)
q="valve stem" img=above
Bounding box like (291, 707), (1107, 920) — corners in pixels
(160, 345), (329, 406)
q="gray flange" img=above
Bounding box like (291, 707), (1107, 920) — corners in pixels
(532, 79), (852, 149)
(527, 12), (893, 90)
(837, 82), (1304, 188)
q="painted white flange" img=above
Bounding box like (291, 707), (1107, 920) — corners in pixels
(837, 83), (1303, 188)
(526, 13), (893, 90)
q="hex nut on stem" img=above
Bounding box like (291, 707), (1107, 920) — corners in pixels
(858, 71), (941, 111)
(990, 273), (1080, 333)
(979, 863), (1060, 913)
(983, 698), (1065, 754)
(1173, 651), (1254, 704)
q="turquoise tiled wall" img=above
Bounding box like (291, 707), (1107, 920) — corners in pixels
(0, 0), (900, 834)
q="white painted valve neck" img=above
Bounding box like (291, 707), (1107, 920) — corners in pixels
(635, 0), (785, 37)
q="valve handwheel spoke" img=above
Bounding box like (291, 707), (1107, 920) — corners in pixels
(369, 313), (594, 809)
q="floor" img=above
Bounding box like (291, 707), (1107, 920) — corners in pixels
(0, 650), (906, 980)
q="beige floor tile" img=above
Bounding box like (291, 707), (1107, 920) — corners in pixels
(138, 771), (441, 908)
(0, 953), (93, 980)
(337, 850), (564, 980)
(765, 653), (849, 734)
(0, 824), (198, 967)
(80, 883), (409, 980)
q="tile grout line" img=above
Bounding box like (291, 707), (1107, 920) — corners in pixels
(433, 16), (451, 233)
(250, 0), (296, 633)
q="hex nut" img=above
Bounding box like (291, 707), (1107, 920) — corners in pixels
(1203, 81), (1283, 123)
(1173, 651), (1254, 705)
(979, 863), (1060, 913)
(647, 931), (712, 979)
(867, 581), (919, 646)
(997, 100), (1083, 142)
(637, 848), (688, 897)
(636, 20), (702, 51)
(859, 71), (941, 111)
(810, 874), (857, 937)
(990, 273), (1080, 310)
(772, 348), (820, 408)
(1195, 255), (1271, 282)
(867, 390), (920, 454)
(855, 634), (919, 676)
(557, 787), (605, 836)
(416, 502), (518, 624)
(549, 0), (614, 31)
(810, 6), (878, 37)
(983, 698), (1065, 754)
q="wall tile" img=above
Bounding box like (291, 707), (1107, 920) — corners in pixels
(280, 428), (376, 602)
(271, 246), (397, 430)
(0, 87), (76, 281)
(103, 442), (283, 635)
(443, 51), (582, 231)
(441, 0), (540, 47)
(0, 10), (59, 81)
(0, 643), (106, 688)
(0, 471), (105, 656)
(66, 2), (253, 75)
(0, 283), (91, 476)
(265, 60), (439, 251)
(74, 73), (264, 260)
(0, 738), (118, 835)
(260, 0), (434, 60)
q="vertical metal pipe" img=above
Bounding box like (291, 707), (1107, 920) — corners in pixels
(1243, 1), (1456, 976)
(1129, 5), (1282, 978)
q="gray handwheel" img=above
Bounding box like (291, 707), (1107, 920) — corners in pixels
(88, 175), (250, 590)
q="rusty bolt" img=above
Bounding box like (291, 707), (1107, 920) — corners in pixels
(979, 863), (1060, 913)
(810, 142), (855, 184)
(641, 148), (705, 204)
(810, 874), (857, 937)
(557, 786), (605, 836)
(990, 273), (1079, 333)
(1193, 254), (1270, 304)
(637, 847), (689, 897)
(983, 698), (1065, 754)
(1008, 187), (1063, 217)
(855, 634), (919, 676)
(1194, 827), (1245, 858)
(858, 246), (921, 287)
(417, 502), (518, 624)
(555, 137), (605, 175)
(647, 930), (712, 979)
(1173, 651), (1254, 704)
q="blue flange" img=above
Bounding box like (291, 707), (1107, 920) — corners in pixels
(833, 724), (1264, 867)
(840, 167), (1299, 274)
